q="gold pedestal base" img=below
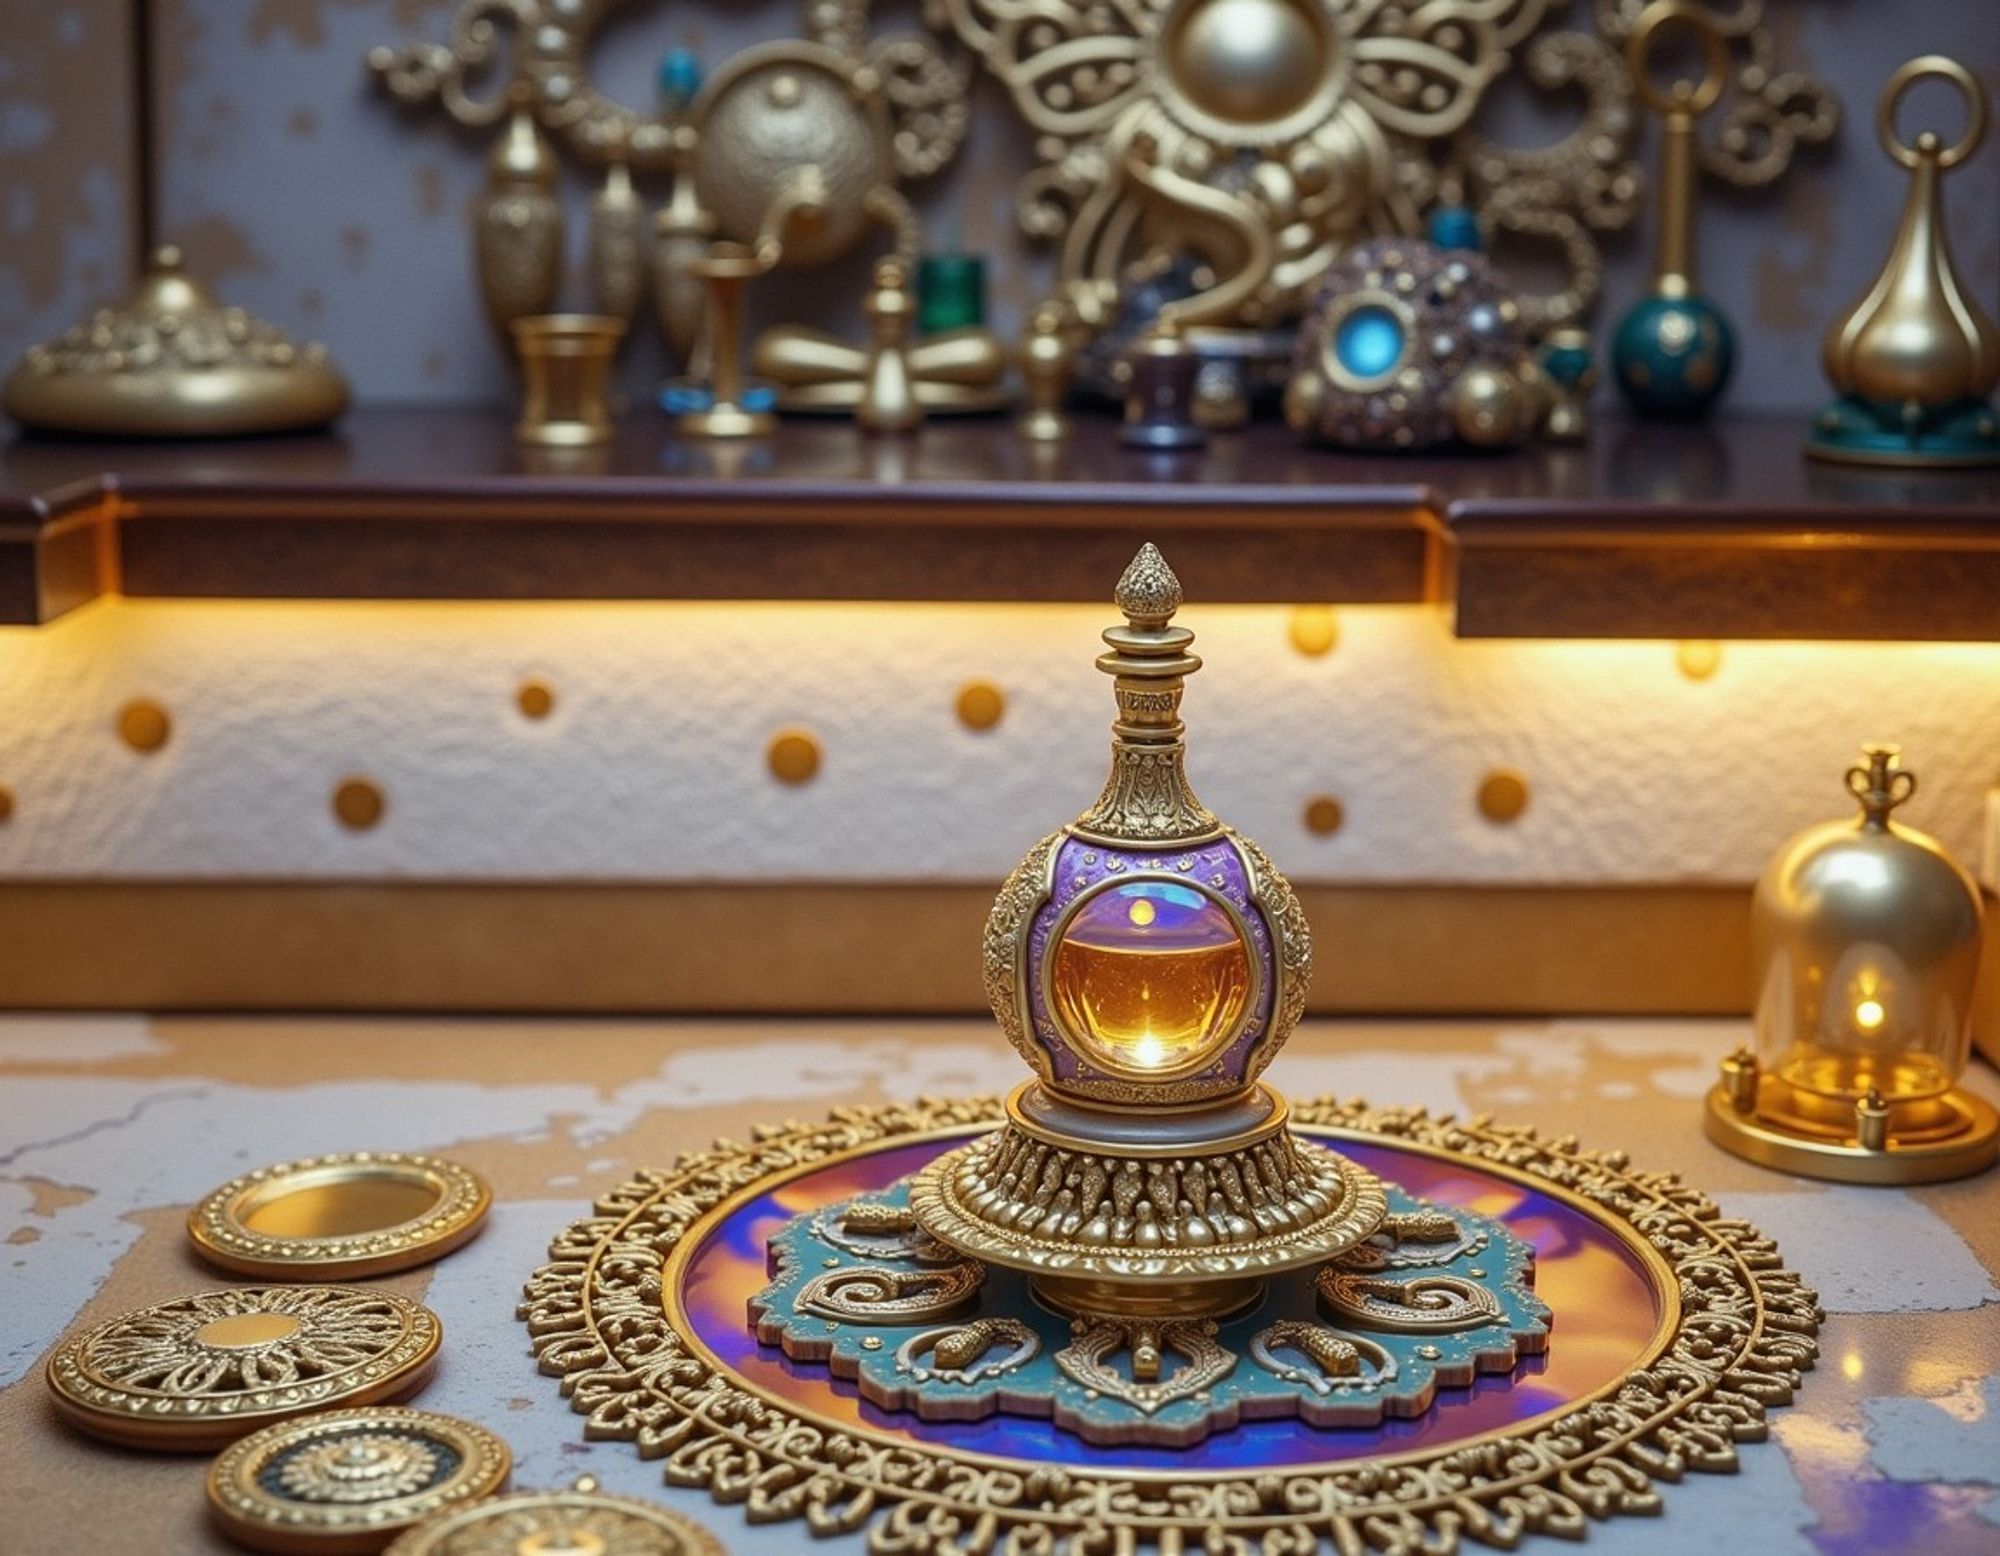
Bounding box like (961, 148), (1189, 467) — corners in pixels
(1704, 1081), (2000, 1184)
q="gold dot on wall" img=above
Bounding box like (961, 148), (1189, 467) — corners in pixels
(767, 729), (822, 785)
(956, 680), (1006, 731)
(332, 777), (387, 831)
(1477, 769), (1531, 824)
(117, 699), (172, 753)
(1289, 606), (1339, 658)
(1675, 640), (1722, 681)
(517, 678), (557, 719)
(1303, 795), (1344, 835)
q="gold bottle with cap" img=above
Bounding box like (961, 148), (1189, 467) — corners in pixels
(1706, 745), (1999, 1183)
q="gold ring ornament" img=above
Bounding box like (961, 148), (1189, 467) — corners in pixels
(1807, 56), (2000, 467)
(189, 1152), (493, 1281)
(46, 1287), (442, 1452)
(382, 1476), (724, 1556)
(206, 1407), (512, 1555)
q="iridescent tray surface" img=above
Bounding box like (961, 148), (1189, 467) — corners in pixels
(678, 1129), (1669, 1469)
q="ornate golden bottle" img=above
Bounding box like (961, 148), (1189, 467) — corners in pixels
(910, 545), (1387, 1328)
(476, 107), (563, 340)
(1808, 57), (2000, 467)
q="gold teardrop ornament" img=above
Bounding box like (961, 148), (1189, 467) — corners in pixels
(46, 1286), (442, 1451)
(383, 1477), (724, 1556)
(189, 1152), (492, 1280)
(207, 1407), (512, 1555)
(1809, 57), (2000, 466)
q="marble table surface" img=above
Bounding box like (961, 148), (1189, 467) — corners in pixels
(2, 1013), (1996, 1555)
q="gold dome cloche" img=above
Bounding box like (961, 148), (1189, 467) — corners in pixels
(910, 544), (1388, 1337)
(1706, 745), (1998, 1183)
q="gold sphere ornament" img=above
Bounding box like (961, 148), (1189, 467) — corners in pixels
(910, 544), (1388, 1325)
(1807, 57), (2000, 467)
(1706, 745), (1998, 1183)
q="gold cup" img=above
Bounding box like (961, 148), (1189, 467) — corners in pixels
(510, 314), (624, 447)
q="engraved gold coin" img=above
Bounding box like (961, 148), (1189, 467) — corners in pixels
(207, 1406), (512, 1555)
(47, 1286), (442, 1451)
(189, 1151), (492, 1280)
(382, 1477), (724, 1555)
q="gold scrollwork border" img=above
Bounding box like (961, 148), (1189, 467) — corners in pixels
(518, 1097), (1819, 1553)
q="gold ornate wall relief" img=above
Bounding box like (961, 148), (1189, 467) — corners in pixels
(926, 0), (1835, 335)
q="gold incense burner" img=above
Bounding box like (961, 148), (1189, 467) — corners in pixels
(1707, 745), (1999, 1184)
(909, 545), (1388, 1330)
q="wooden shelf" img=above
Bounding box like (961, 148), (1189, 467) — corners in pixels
(4, 408), (1997, 636)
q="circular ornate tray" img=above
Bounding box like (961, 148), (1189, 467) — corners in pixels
(519, 1098), (1820, 1551)
(189, 1151), (491, 1280)
(206, 1405), (511, 1554)
(49, 1286), (441, 1451)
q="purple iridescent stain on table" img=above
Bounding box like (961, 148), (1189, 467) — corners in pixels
(678, 1130), (1669, 1471)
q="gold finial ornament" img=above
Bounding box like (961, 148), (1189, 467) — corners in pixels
(206, 1407), (512, 1555)
(3, 245), (347, 438)
(46, 1287), (442, 1451)
(382, 1477), (723, 1556)
(1808, 57), (2000, 467)
(188, 1151), (493, 1281)
(1706, 745), (1998, 1183)
(910, 545), (1386, 1325)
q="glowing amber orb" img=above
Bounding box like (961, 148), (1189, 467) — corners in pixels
(1050, 880), (1253, 1078)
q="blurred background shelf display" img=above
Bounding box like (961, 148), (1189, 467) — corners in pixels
(5, 410), (1998, 636)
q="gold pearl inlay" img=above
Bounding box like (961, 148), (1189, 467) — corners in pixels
(334, 778), (388, 831)
(1477, 769), (1530, 824)
(768, 730), (822, 785)
(117, 699), (171, 753)
(1676, 640), (1722, 681)
(1288, 605), (1339, 657)
(517, 679), (557, 719)
(1304, 795), (1344, 835)
(956, 681), (1006, 731)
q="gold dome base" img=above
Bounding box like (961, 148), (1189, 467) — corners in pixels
(908, 1082), (1387, 1318)
(1703, 1080), (1999, 1185)
(3, 246), (346, 438)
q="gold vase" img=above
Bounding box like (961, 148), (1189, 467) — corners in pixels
(1706, 745), (1998, 1183)
(477, 108), (564, 340)
(511, 315), (623, 447)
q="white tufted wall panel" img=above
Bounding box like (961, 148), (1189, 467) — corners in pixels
(1, 599), (1997, 884)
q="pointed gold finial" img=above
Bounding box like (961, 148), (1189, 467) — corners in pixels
(1115, 542), (1182, 627)
(1074, 544), (1217, 844)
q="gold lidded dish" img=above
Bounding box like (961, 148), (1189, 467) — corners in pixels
(190, 1152), (492, 1281)
(207, 1406), (511, 1555)
(46, 1285), (442, 1452)
(383, 1476), (724, 1556)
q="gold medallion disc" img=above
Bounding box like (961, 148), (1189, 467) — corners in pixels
(46, 1286), (442, 1451)
(189, 1152), (492, 1280)
(383, 1478), (724, 1556)
(207, 1407), (512, 1555)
